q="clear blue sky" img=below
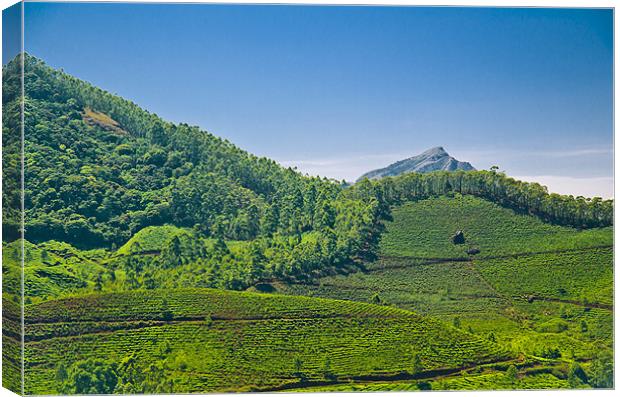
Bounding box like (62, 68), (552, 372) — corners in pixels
(20, 3), (614, 197)
(2, 2), (21, 65)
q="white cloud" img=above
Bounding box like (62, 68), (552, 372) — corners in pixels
(538, 148), (614, 158)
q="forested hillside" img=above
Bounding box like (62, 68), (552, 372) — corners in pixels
(4, 55), (374, 248)
(2, 54), (387, 288)
(1, 53), (613, 293)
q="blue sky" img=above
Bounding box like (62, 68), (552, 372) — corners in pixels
(2, 2), (21, 65)
(20, 3), (614, 197)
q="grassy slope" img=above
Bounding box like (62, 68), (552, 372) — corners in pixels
(477, 248), (613, 305)
(380, 195), (612, 259)
(2, 297), (22, 392)
(21, 289), (510, 394)
(276, 194), (613, 389)
(281, 258), (506, 319)
(6, 226), (236, 302)
(3, 240), (108, 301)
(115, 225), (189, 255)
(289, 370), (571, 391)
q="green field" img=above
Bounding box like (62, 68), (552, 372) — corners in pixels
(3, 194), (611, 392)
(4, 194), (612, 393)
(476, 248), (613, 306)
(20, 289), (511, 394)
(380, 195), (612, 259)
(288, 368), (572, 391)
(276, 195), (613, 390)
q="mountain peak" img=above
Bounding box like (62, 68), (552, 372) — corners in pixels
(424, 146), (446, 155)
(357, 146), (475, 182)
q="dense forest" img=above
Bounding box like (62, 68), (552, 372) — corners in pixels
(1, 53), (613, 291)
(3, 54), (385, 289)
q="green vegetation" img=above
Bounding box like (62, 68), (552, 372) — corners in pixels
(3, 54), (385, 292)
(371, 169), (613, 228)
(286, 361), (574, 391)
(21, 289), (510, 394)
(477, 248), (612, 306)
(115, 225), (188, 256)
(2, 53), (24, 394)
(2, 297), (22, 393)
(276, 195), (613, 390)
(3, 240), (107, 302)
(4, 54), (611, 290)
(380, 195), (612, 259)
(2, 53), (613, 393)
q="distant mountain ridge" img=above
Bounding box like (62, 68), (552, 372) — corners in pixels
(357, 146), (475, 181)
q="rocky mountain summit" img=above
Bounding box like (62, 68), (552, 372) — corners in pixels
(357, 146), (475, 181)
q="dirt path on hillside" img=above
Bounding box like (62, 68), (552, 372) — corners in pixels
(380, 244), (612, 264)
(254, 357), (535, 392)
(515, 295), (612, 311)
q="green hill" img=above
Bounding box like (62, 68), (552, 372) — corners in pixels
(380, 195), (612, 259)
(2, 53), (612, 294)
(3, 54), (383, 292)
(20, 289), (511, 394)
(6, 53), (371, 252)
(115, 225), (190, 256)
(276, 194), (613, 389)
(2, 240), (107, 301)
(3, 53), (612, 294)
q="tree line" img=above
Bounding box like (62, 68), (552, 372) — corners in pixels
(366, 170), (613, 229)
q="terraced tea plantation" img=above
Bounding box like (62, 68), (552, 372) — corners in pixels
(20, 289), (511, 394)
(277, 195), (613, 390)
(380, 195), (612, 259)
(6, 194), (613, 392)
